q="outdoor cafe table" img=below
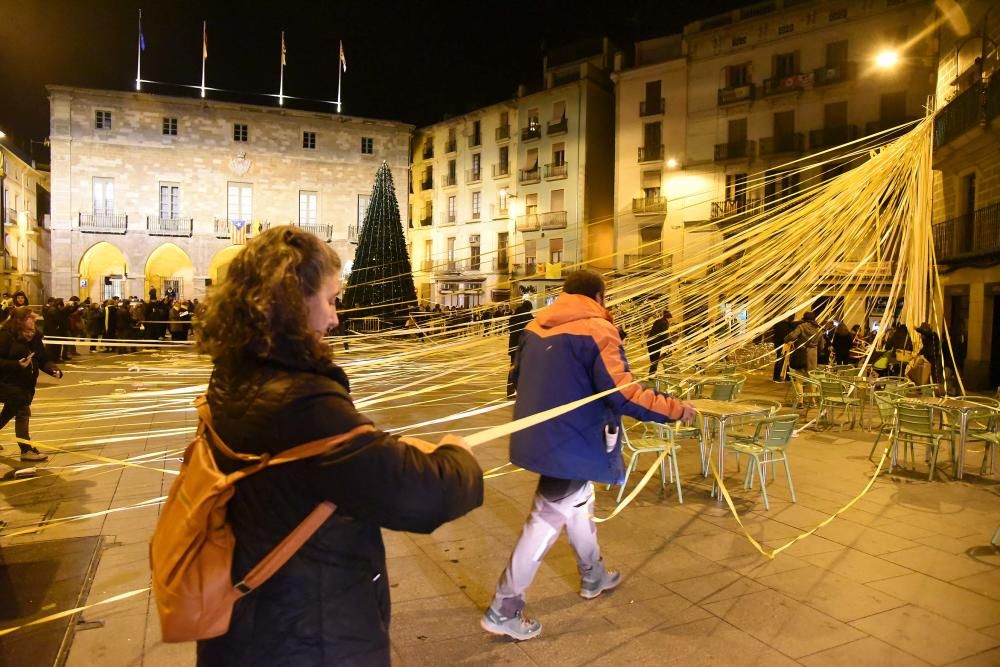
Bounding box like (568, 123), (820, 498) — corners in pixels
(689, 398), (774, 498)
(907, 396), (998, 480)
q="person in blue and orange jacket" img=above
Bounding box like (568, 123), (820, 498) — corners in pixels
(481, 269), (696, 641)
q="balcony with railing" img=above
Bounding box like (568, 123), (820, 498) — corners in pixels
(466, 169), (482, 184)
(79, 211), (128, 234)
(932, 201), (1000, 262)
(934, 81), (984, 150)
(638, 144), (664, 162)
(491, 204), (509, 219)
(440, 173), (456, 187)
(297, 222), (334, 242)
(714, 140), (755, 162)
(3, 208), (15, 225)
(809, 125), (859, 151)
(1, 254), (17, 272)
(544, 162), (568, 179)
(419, 212), (434, 227)
(28, 258), (39, 272)
(521, 124), (541, 141)
(422, 144), (434, 160)
(547, 117), (568, 135)
(711, 197), (763, 220)
(147, 215), (193, 237)
(623, 254), (668, 272)
(440, 213), (456, 226)
(348, 224), (360, 242)
(718, 84), (755, 106)
(445, 139), (457, 153)
(492, 162), (510, 178)
(640, 98), (664, 116)
(519, 167), (541, 184)
(213, 218), (270, 238)
(814, 62), (856, 87)
(632, 196), (666, 215)
(540, 211), (567, 230)
(490, 255), (511, 273)
(420, 259), (434, 272)
(495, 125), (510, 141)
(421, 175), (434, 190)
(469, 134), (482, 148)
(759, 132), (804, 157)
(516, 214), (540, 232)
(762, 74), (805, 97)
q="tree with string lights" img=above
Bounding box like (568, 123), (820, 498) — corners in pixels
(343, 161), (417, 324)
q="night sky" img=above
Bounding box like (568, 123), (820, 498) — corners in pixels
(0, 0), (744, 157)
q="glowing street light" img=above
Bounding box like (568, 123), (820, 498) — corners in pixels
(875, 50), (900, 69)
(666, 157), (678, 169)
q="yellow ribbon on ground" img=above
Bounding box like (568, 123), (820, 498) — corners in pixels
(0, 588), (150, 637)
(708, 444), (891, 559)
(591, 448), (671, 523)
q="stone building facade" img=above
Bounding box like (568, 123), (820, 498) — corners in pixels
(47, 86), (412, 302)
(0, 141), (50, 304)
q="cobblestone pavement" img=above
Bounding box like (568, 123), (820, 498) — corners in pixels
(1, 345), (998, 666)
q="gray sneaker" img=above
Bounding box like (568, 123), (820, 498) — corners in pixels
(20, 449), (48, 462)
(480, 607), (541, 641)
(580, 568), (622, 600)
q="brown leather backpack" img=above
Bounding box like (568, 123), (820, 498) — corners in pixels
(150, 396), (373, 642)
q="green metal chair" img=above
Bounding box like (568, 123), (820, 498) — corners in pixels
(869, 391), (899, 461)
(705, 397), (781, 477)
(727, 414), (799, 510)
(891, 400), (955, 480)
(817, 378), (862, 430)
(944, 397), (1000, 476)
(618, 422), (683, 503)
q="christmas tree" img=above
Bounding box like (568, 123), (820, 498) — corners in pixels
(343, 161), (417, 322)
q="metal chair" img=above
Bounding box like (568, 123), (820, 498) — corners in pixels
(945, 397), (1000, 476)
(618, 422), (683, 503)
(891, 400), (955, 480)
(869, 391), (898, 461)
(787, 369), (820, 419)
(705, 397), (781, 477)
(727, 414), (799, 510)
(817, 378), (861, 430)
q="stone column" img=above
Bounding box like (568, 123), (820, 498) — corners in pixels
(964, 281), (988, 389)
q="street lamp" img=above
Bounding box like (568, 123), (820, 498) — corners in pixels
(875, 50), (900, 69)
(666, 157), (678, 169)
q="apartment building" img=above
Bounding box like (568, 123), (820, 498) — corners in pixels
(408, 38), (616, 308)
(408, 100), (519, 307)
(932, 0), (1000, 389)
(47, 86), (411, 302)
(0, 140), (50, 302)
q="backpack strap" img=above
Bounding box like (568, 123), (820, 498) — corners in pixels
(195, 396), (261, 463)
(233, 500), (337, 596)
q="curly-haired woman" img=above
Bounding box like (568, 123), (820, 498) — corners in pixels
(194, 226), (483, 666)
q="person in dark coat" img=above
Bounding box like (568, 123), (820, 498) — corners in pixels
(506, 300), (533, 397)
(833, 321), (854, 366)
(0, 306), (63, 461)
(193, 226), (483, 667)
(772, 315), (795, 381)
(646, 309), (673, 374)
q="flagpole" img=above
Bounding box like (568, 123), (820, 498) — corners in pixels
(337, 40), (343, 114)
(135, 8), (142, 91)
(279, 31), (285, 107)
(200, 20), (207, 99)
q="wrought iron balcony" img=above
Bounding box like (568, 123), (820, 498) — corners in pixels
(297, 222), (334, 242)
(711, 197), (763, 220)
(934, 82), (984, 150)
(516, 214), (540, 232)
(492, 163), (510, 178)
(421, 176), (434, 190)
(762, 74), (805, 97)
(421, 260), (434, 272)
(348, 224), (359, 242)
(147, 216), (193, 237)
(491, 204), (509, 219)
(519, 167), (541, 184)
(1, 254), (17, 271)
(718, 84), (754, 106)
(640, 98), (664, 116)
(547, 117), (568, 135)
(422, 144), (434, 160)
(623, 254), (667, 272)
(544, 162), (568, 179)
(495, 125), (510, 141)
(638, 144), (664, 162)
(466, 169), (482, 184)
(933, 201), (1000, 262)
(469, 134), (482, 148)
(521, 124), (541, 141)
(79, 211), (128, 234)
(420, 213), (434, 227)
(632, 196), (666, 215)
(809, 125), (859, 151)
(813, 62), (856, 87)
(3, 208), (15, 225)
(445, 139), (457, 153)
(213, 218), (270, 238)
(713, 140), (755, 162)
(759, 133), (804, 156)
(491, 255), (511, 273)
(540, 211), (567, 230)
(441, 173), (457, 187)
(440, 214), (456, 226)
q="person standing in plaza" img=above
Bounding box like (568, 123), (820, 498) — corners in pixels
(193, 226), (483, 666)
(785, 311), (822, 372)
(646, 308), (673, 374)
(0, 306), (63, 462)
(506, 300), (533, 397)
(772, 314), (795, 381)
(481, 269), (696, 641)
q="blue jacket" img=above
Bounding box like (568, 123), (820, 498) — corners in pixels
(509, 293), (686, 484)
